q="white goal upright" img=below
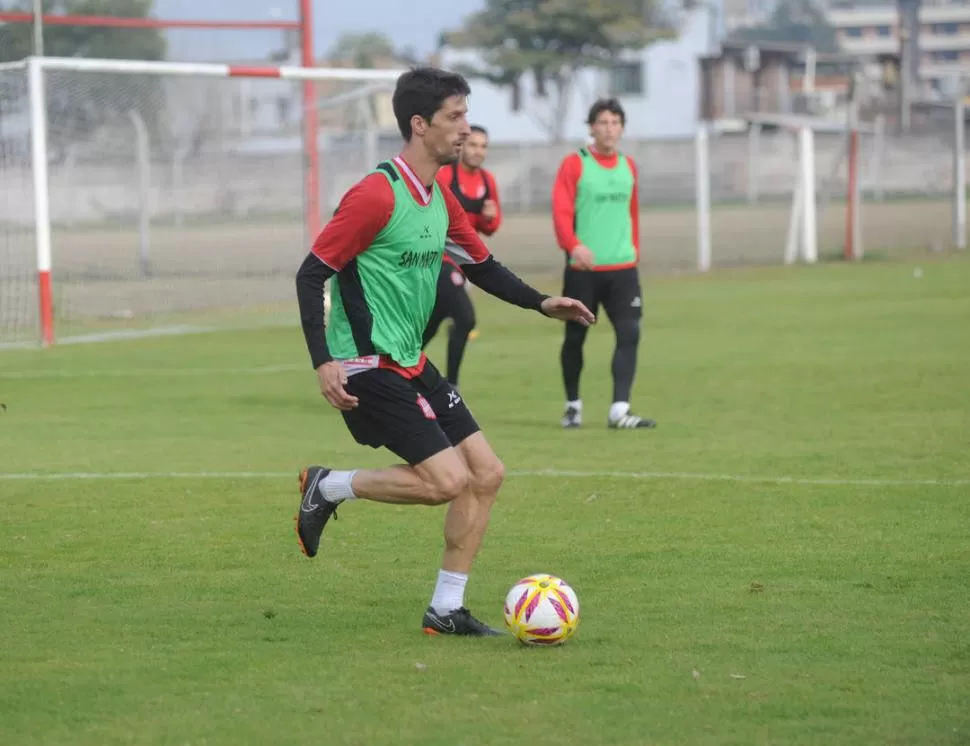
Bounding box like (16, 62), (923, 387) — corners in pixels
(694, 116), (826, 273)
(0, 56), (402, 347)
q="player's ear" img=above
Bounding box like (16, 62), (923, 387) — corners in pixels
(411, 114), (429, 138)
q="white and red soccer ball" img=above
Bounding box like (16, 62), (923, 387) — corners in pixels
(503, 574), (580, 646)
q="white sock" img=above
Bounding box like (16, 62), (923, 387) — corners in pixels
(430, 569), (468, 614)
(609, 401), (630, 422)
(318, 470), (358, 504)
(566, 399), (582, 411)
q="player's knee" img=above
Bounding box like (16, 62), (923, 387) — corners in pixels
(453, 307), (476, 336)
(470, 456), (505, 500)
(614, 316), (640, 348)
(427, 466), (469, 505)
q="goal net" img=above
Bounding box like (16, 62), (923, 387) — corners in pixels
(0, 62), (36, 346)
(0, 57), (401, 347)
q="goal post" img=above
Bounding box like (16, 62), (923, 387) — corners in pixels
(694, 119), (823, 270)
(4, 55), (403, 347)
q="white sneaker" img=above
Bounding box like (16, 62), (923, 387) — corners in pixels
(607, 412), (657, 429)
(561, 404), (582, 428)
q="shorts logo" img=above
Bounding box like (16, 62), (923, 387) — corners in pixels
(450, 270), (464, 287)
(631, 296), (642, 308)
(447, 390), (462, 409)
(416, 394), (436, 420)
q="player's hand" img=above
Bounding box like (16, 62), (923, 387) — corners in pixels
(482, 199), (498, 220)
(569, 244), (595, 271)
(317, 362), (359, 411)
(540, 297), (596, 327)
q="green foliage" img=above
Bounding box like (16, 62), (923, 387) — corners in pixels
(328, 31), (398, 68)
(730, 0), (840, 53)
(443, 0), (669, 140)
(1, 258), (969, 745)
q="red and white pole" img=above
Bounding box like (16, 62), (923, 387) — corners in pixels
(25, 55), (402, 347)
(300, 0), (321, 245)
(28, 56), (54, 346)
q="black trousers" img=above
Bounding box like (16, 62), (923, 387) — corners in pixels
(422, 263), (476, 386)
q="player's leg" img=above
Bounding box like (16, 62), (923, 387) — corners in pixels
(414, 364), (504, 635)
(296, 368), (469, 559)
(444, 276), (476, 388)
(559, 266), (597, 428)
(602, 268), (656, 429)
(295, 366), (502, 636)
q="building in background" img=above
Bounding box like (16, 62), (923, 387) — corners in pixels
(827, 0), (970, 94)
(721, 0), (970, 96)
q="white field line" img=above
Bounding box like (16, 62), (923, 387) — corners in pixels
(0, 325), (215, 350)
(0, 469), (966, 488)
(0, 319), (296, 351)
(0, 364), (306, 379)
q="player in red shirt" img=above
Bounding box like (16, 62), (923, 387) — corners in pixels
(422, 125), (502, 388)
(552, 98), (656, 430)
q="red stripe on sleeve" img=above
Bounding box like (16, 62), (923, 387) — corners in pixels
(477, 168), (502, 236)
(628, 157), (640, 257)
(552, 153), (583, 254)
(444, 186), (491, 263)
(310, 173), (394, 270)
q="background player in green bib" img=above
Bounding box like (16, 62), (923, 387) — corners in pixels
(552, 98), (657, 430)
(295, 68), (595, 637)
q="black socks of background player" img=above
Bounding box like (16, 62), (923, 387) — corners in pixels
(561, 321), (588, 402)
(611, 317), (640, 403)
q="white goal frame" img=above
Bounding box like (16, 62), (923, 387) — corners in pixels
(9, 55), (404, 347)
(693, 118), (821, 273)
(693, 104), (969, 272)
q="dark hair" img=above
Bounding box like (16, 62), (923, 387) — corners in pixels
(392, 67), (471, 140)
(470, 125), (488, 136)
(586, 98), (626, 126)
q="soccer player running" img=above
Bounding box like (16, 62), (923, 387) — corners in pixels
(294, 68), (594, 637)
(421, 125), (502, 388)
(553, 98), (657, 430)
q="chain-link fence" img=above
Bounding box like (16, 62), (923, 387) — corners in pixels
(1, 59), (965, 345)
(0, 63), (36, 345)
(480, 113), (965, 273)
(0, 64), (402, 344)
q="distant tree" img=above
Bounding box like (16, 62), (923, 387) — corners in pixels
(329, 32), (397, 68)
(443, 0), (671, 142)
(730, 0), (840, 53)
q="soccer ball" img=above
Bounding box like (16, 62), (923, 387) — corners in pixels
(503, 574), (580, 646)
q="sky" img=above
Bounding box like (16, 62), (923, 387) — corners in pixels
(154, 0), (486, 61)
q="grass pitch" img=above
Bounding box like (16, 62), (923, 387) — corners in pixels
(1, 256), (968, 745)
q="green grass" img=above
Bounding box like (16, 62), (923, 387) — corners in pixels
(1, 257), (969, 745)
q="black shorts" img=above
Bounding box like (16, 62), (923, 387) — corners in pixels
(341, 361), (480, 466)
(562, 266), (642, 323)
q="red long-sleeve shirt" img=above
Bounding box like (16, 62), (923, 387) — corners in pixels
(435, 164), (502, 236)
(551, 149), (641, 271)
(311, 161), (491, 270)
